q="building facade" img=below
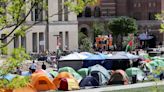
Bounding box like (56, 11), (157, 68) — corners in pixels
(0, 0), (78, 54)
(78, 0), (164, 46)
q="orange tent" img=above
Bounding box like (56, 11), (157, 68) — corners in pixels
(13, 84), (37, 92)
(31, 73), (57, 91)
(53, 72), (74, 88)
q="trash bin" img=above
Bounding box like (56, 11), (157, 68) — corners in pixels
(132, 75), (137, 84)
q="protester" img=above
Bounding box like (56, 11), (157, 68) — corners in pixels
(42, 62), (46, 70)
(29, 60), (37, 73)
(16, 67), (22, 75)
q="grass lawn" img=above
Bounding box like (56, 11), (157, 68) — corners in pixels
(104, 86), (164, 92)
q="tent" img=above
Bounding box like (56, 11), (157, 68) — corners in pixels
(79, 76), (99, 87)
(89, 64), (110, 85)
(138, 33), (153, 40)
(108, 70), (129, 85)
(59, 67), (82, 82)
(53, 72), (75, 88)
(13, 84), (37, 92)
(126, 67), (144, 77)
(58, 78), (80, 91)
(59, 52), (88, 60)
(77, 68), (89, 78)
(49, 70), (58, 78)
(31, 73), (57, 91)
(34, 69), (52, 78)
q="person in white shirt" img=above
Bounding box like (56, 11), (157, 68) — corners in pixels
(29, 60), (37, 73)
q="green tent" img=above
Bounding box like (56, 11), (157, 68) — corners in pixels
(156, 60), (164, 67)
(149, 61), (158, 67)
(59, 67), (76, 73)
(77, 68), (89, 78)
(59, 67), (82, 82)
(126, 67), (144, 77)
(50, 70), (58, 78)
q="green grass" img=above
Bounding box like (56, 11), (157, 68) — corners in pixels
(104, 86), (164, 92)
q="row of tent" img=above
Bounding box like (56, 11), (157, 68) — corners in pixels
(0, 64), (147, 91)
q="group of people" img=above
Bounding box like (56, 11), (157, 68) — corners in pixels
(15, 61), (47, 75)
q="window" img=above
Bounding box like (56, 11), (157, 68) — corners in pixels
(32, 33), (37, 52)
(77, 12), (83, 17)
(138, 3), (141, 7)
(39, 32), (44, 52)
(21, 36), (26, 49)
(149, 3), (152, 7)
(94, 6), (101, 17)
(31, 0), (43, 21)
(85, 7), (92, 17)
(134, 3), (137, 7)
(65, 31), (69, 50)
(59, 32), (63, 50)
(64, 0), (68, 21)
(14, 34), (19, 48)
(58, 0), (63, 21)
(153, 2), (156, 7)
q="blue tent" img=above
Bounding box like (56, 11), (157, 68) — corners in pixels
(83, 54), (105, 68)
(80, 76), (99, 87)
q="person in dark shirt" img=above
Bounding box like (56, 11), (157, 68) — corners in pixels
(42, 62), (46, 70)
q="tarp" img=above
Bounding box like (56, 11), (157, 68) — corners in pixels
(21, 71), (31, 76)
(89, 64), (110, 85)
(77, 68), (89, 78)
(80, 52), (93, 57)
(59, 67), (82, 82)
(31, 73), (56, 91)
(59, 52), (88, 61)
(84, 54), (105, 60)
(109, 70), (129, 85)
(4, 74), (16, 81)
(126, 67), (144, 77)
(108, 52), (139, 60)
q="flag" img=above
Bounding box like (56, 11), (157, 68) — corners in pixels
(125, 40), (133, 52)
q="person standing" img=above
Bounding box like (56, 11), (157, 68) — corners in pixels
(42, 62), (46, 70)
(29, 60), (37, 73)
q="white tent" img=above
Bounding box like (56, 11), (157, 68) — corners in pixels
(59, 52), (88, 61)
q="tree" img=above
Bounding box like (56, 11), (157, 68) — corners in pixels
(78, 32), (93, 52)
(0, 0), (98, 89)
(108, 16), (138, 50)
(92, 22), (104, 39)
(156, 11), (164, 32)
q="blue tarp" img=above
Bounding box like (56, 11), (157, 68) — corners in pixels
(4, 74), (16, 81)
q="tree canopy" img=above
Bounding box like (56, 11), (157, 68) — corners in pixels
(108, 16), (138, 36)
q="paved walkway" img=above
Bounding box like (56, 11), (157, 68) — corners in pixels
(69, 81), (164, 92)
